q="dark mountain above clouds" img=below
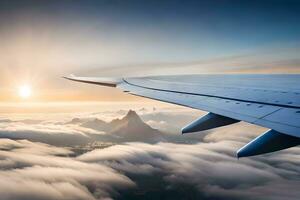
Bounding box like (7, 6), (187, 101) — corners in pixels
(74, 110), (164, 143)
(109, 110), (164, 142)
(110, 109), (146, 129)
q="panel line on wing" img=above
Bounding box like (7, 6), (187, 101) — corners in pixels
(122, 78), (300, 109)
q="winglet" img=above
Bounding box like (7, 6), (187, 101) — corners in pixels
(63, 75), (121, 87)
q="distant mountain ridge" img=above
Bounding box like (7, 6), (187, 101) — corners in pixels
(69, 110), (164, 142)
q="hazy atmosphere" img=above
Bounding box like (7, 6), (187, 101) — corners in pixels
(0, 0), (300, 200)
(1, 0), (300, 101)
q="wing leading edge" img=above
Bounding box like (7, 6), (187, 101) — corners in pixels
(65, 74), (300, 157)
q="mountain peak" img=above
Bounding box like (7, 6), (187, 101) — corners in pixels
(126, 109), (139, 118)
(123, 110), (144, 123)
(109, 109), (163, 142)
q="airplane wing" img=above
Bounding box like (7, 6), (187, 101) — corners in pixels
(64, 74), (300, 157)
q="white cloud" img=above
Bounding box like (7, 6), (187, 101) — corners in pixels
(0, 109), (299, 199)
(0, 139), (135, 200)
(79, 141), (300, 200)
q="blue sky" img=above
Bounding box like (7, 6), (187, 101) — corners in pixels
(0, 0), (299, 101)
(1, 0), (300, 62)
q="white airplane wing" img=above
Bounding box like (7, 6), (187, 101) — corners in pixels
(65, 74), (300, 157)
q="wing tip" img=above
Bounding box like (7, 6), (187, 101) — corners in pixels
(63, 74), (120, 87)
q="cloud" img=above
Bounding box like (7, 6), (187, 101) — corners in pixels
(0, 119), (106, 146)
(0, 108), (199, 145)
(0, 139), (135, 200)
(140, 109), (202, 133)
(203, 122), (267, 143)
(0, 109), (300, 199)
(79, 141), (300, 200)
(0, 133), (300, 199)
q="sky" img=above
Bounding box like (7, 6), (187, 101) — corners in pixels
(0, 0), (300, 102)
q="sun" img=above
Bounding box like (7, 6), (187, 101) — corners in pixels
(18, 85), (32, 99)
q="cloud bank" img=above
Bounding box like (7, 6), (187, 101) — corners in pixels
(0, 137), (299, 200)
(0, 108), (203, 145)
(0, 108), (299, 199)
(79, 141), (300, 200)
(0, 139), (135, 200)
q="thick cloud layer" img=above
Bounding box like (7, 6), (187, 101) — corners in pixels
(79, 141), (300, 200)
(0, 139), (134, 200)
(1, 138), (299, 200)
(0, 108), (299, 199)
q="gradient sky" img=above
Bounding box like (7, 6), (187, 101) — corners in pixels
(0, 0), (300, 102)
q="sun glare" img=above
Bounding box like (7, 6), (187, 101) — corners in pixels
(18, 85), (32, 99)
